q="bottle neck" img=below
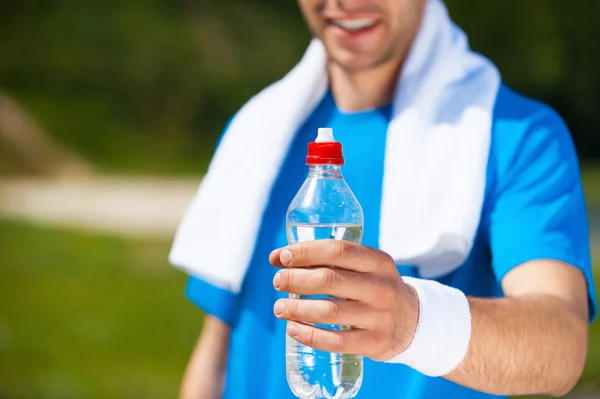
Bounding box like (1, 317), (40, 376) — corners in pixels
(308, 164), (343, 179)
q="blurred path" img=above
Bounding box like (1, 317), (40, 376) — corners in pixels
(1, 176), (600, 256)
(0, 176), (199, 239)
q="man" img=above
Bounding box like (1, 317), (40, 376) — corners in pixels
(170, 0), (597, 398)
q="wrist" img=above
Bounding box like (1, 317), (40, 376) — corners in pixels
(400, 283), (420, 353)
(383, 277), (472, 377)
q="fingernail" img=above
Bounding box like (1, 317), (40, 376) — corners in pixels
(274, 300), (285, 315)
(281, 249), (292, 265)
(273, 272), (281, 289)
(287, 323), (299, 337)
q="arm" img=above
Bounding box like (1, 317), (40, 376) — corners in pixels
(269, 104), (595, 395)
(269, 240), (592, 397)
(446, 106), (593, 396)
(446, 259), (589, 396)
(180, 315), (230, 399)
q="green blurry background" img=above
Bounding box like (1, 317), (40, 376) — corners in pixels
(0, 1), (598, 398)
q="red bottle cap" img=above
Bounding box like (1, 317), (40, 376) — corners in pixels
(306, 128), (344, 165)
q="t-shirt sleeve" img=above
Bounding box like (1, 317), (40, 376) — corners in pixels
(487, 107), (598, 321)
(184, 276), (240, 326)
(171, 118), (241, 326)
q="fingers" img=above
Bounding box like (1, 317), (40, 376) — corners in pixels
(286, 322), (376, 356)
(274, 298), (380, 328)
(273, 267), (386, 302)
(269, 240), (392, 273)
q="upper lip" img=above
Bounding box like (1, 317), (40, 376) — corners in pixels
(324, 12), (381, 27)
(324, 12), (381, 20)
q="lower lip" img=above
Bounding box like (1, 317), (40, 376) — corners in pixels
(327, 22), (380, 40)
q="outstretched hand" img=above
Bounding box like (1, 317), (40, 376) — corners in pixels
(269, 239), (419, 361)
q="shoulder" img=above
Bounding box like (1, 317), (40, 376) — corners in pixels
(491, 84), (572, 151)
(488, 84), (580, 189)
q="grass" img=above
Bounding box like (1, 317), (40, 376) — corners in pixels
(0, 219), (203, 399)
(0, 216), (599, 398)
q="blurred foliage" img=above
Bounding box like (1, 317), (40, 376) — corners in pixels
(583, 165), (600, 208)
(446, 0), (600, 159)
(0, 0), (598, 174)
(0, 0), (309, 174)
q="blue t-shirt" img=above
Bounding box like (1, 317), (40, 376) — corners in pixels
(184, 86), (597, 399)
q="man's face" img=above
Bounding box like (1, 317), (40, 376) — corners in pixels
(298, 0), (427, 71)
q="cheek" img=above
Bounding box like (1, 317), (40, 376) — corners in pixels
(385, 1), (425, 47)
(298, 0), (326, 36)
(390, 0), (426, 31)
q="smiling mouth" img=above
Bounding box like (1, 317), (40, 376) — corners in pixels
(329, 18), (378, 32)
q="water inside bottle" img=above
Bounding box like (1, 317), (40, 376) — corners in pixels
(287, 223), (363, 244)
(285, 223), (363, 399)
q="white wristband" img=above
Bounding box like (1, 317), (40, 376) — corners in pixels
(384, 277), (472, 377)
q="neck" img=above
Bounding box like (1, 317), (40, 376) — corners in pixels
(328, 57), (404, 112)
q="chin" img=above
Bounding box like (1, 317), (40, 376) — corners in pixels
(327, 48), (387, 71)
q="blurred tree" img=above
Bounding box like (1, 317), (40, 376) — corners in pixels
(0, 90), (93, 176)
(446, 0), (600, 158)
(0, 0), (597, 175)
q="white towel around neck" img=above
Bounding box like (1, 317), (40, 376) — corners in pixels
(169, 0), (501, 292)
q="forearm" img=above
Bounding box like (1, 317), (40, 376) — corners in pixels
(446, 295), (589, 396)
(268, 241), (592, 396)
(180, 316), (230, 399)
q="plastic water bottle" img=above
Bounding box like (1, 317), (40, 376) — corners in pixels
(285, 128), (364, 399)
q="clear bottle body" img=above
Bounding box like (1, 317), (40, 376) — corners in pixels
(285, 164), (364, 399)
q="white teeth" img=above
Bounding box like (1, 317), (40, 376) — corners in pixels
(331, 18), (376, 31)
